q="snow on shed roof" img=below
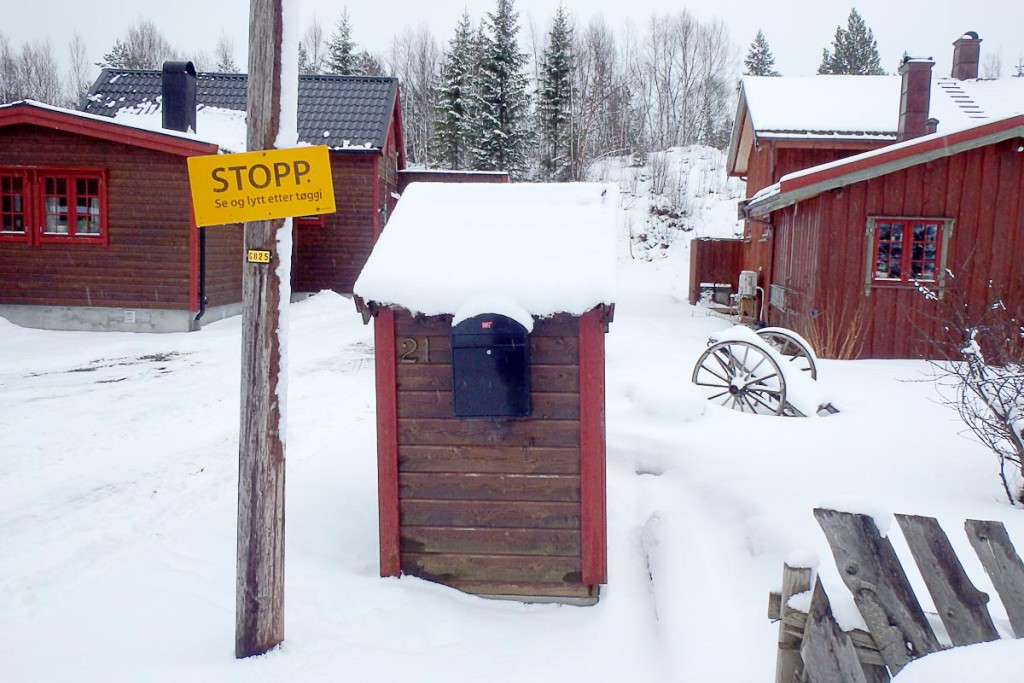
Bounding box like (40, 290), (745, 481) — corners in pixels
(354, 182), (618, 325)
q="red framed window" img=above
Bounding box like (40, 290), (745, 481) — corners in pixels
(0, 168), (107, 246)
(1, 173), (28, 243)
(865, 216), (953, 295)
(39, 172), (105, 243)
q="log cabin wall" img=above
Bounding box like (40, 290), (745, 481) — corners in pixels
(378, 309), (599, 601)
(292, 153), (378, 294)
(0, 125), (202, 310)
(201, 222), (244, 308)
(768, 140), (1024, 359)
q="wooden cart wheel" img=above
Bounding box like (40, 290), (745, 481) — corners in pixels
(756, 327), (818, 380)
(691, 340), (788, 415)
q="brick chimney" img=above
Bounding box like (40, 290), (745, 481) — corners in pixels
(897, 57), (934, 142)
(161, 61), (197, 133)
(951, 32), (982, 80)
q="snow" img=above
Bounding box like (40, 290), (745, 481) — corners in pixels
(742, 75), (901, 137)
(742, 74), (1024, 138)
(2, 146), (1023, 682)
(354, 182), (619, 321)
(112, 102), (249, 151)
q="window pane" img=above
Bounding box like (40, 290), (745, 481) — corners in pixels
(45, 195), (69, 234)
(908, 221), (940, 282)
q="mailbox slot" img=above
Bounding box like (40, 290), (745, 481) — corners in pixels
(451, 314), (530, 418)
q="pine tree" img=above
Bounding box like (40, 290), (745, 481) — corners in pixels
(432, 12), (475, 169)
(471, 0), (533, 180)
(327, 9), (360, 75)
(744, 29), (780, 76)
(818, 8), (885, 75)
(537, 5), (575, 180)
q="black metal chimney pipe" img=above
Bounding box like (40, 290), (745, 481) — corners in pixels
(161, 61), (197, 133)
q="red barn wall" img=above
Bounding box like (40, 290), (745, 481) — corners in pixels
(767, 139), (1024, 359)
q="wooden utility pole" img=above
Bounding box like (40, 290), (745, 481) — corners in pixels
(236, 0), (287, 658)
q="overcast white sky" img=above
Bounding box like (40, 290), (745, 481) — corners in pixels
(3, 0), (1020, 79)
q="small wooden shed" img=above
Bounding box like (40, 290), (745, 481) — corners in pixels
(354, 182), (618, 603)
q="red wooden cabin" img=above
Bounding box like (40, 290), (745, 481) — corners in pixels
(694, 32), (1024, 358)
(0, 64), (407, 332)
(0, 101), (241, 332)
(354, 182), (617, 603)
(83, 65), (406, 299)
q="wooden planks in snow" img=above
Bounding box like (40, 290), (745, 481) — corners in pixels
(769, 509), (1024, 682)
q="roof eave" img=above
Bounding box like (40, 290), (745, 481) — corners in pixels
(0, 101), (218, 157)
(745, 116), (1024, 217)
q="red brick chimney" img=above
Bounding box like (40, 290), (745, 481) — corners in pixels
(951, 32), (982, 80)
(897, 57), (934, 142)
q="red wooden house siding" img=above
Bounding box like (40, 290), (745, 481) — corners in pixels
(292, 103), (403, 295)
(740, 141), (887, 281)
(0, 119), (241, 321)
(372, 306), (609, 601)
(764, 134), (1024, 359)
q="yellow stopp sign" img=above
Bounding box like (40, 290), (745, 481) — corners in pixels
(187, 146), (336, 227)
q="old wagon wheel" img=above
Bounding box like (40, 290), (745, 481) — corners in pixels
(691, 340), (788, 415)
(756, 327), (818, 380)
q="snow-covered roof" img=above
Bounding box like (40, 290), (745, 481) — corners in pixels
(83, 69), (400, 152)
(742, 75), (902, 139)
(111, 102), (247, 152)
(354, 182), (618, 325)
(741, 75), (1024, 140)
(0, 99), (218, 155)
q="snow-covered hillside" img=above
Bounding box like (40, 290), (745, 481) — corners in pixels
(2, 146), (1022, 681)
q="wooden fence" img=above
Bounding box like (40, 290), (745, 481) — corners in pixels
(769, 508), (1024, 682)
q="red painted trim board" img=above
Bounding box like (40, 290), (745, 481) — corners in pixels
(374, 309), (401, 576)
(579, 307), (608, 584)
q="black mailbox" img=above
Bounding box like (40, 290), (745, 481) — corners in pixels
(451, 314), (530, 418)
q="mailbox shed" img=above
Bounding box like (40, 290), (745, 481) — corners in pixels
(354, 182), (618, 603)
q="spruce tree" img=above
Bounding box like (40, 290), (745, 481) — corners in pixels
(471, 0), (533, 180)
(432, 12), (475, 169)
(537, 5), (575, 180)
(327, 9), (360, 75)
(744, 30), (780, 76)
(818, 8), (885, 75)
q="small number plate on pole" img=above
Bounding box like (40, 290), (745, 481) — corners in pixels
(247, 249), (271, 264)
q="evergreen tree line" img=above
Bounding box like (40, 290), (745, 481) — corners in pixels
(4, 5), (1021, 180)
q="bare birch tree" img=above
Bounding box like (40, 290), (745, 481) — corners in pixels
(388, 24), (441, 167)
(67, 33), (93, 107)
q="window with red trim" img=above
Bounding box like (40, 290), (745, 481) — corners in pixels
(1, 173), (28, 242)
(866, 216), (953, 294)
(0, 168), (107, 245)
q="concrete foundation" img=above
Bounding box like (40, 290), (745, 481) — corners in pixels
(0, 302), (243, 334)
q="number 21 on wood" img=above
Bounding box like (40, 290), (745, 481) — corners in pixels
(399, 338), (430, 363)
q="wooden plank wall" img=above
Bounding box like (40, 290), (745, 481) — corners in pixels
(390, 311), (591, 599)
(291, 154), (378, 294)
(688, 238), (743, 305)
(0, 125), (197, 309)
(767, 141), (1024, 359)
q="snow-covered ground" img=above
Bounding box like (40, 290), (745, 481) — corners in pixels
(2, 147), (1022, 681)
